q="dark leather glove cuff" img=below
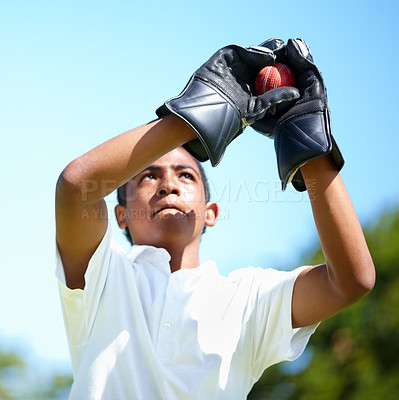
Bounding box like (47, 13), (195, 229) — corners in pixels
(156, 76), (242, 166)
(275, 108), (344, 191)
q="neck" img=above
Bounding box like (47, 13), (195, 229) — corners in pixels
(157, 238), (201, 273)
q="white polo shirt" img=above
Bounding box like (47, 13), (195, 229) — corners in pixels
(56, 226), (318, 400)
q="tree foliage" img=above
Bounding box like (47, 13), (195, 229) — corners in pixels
(0, 348), (72, 399)
(248, 208), (399, 400)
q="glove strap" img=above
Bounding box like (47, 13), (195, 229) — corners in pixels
(274, 108), (344, 191)
(156, 77), (242, 166)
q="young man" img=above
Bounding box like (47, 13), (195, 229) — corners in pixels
(55, 39), (375, 399)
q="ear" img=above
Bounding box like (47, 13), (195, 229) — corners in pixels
(115, 205), (127, 229)
(204, 202), (219, 227)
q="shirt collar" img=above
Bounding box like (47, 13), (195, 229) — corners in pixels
(128, 244), (170, 264)
(127, 245), (218, 276)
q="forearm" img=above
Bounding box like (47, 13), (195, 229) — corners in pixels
(301, 156), (375, 300)
(58, 114), (196, 203)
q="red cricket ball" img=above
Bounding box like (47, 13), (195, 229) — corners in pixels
(255, 63), (296, 95)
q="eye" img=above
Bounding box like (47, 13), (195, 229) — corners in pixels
(140, 173), (157, 183)
(180, 171), (195, 180)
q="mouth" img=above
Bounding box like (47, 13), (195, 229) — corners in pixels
(151, 205), (186, 219)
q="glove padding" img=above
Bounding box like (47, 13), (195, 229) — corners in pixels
(252, 38), (344, 191)
(156, 43), (300, 166)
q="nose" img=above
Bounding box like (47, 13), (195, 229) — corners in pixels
(156, 174), (180, 197)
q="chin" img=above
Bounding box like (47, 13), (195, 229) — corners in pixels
(157, 220), (193, 237)
(131, 214), (205, 248)
(152, 220), (201, 247)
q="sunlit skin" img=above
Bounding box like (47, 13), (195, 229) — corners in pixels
(115, 148), (219, 272)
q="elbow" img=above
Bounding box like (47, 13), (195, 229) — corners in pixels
(351, 272), (375, 302)
(357, 253), (376, 295)
(342, 258), (376, 303)
(329, 256), (376, 305)
(361, 259), (376, 294)
(56, 160), (90, 203)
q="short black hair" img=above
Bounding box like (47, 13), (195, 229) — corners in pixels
(117, 158), (210, 245)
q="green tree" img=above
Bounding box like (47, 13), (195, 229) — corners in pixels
(248, 208), (399, 400)
(0, 350), (25, 400)
(0, 347), (72, 399)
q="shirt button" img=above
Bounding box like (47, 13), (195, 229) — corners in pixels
(164, 322), (172, 329)
(163, 344), (172, 357)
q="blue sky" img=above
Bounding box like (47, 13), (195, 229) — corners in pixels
(1, 0), (398, 369)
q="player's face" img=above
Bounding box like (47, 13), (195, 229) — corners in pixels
(120, 148), (217, 248)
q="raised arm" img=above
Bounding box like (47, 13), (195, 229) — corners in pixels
(291, 156), (375, 327)
(56, 115), (195, 289)
(56, 42), (300, 290)
(251, 38), (375, 327)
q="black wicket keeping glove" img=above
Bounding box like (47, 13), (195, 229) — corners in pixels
(252, 38), (344, 191)
(156, 43), (300, 166)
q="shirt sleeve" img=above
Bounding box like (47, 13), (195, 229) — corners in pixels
(55, 224), (112, 352)
(250, 266), (319, 381)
